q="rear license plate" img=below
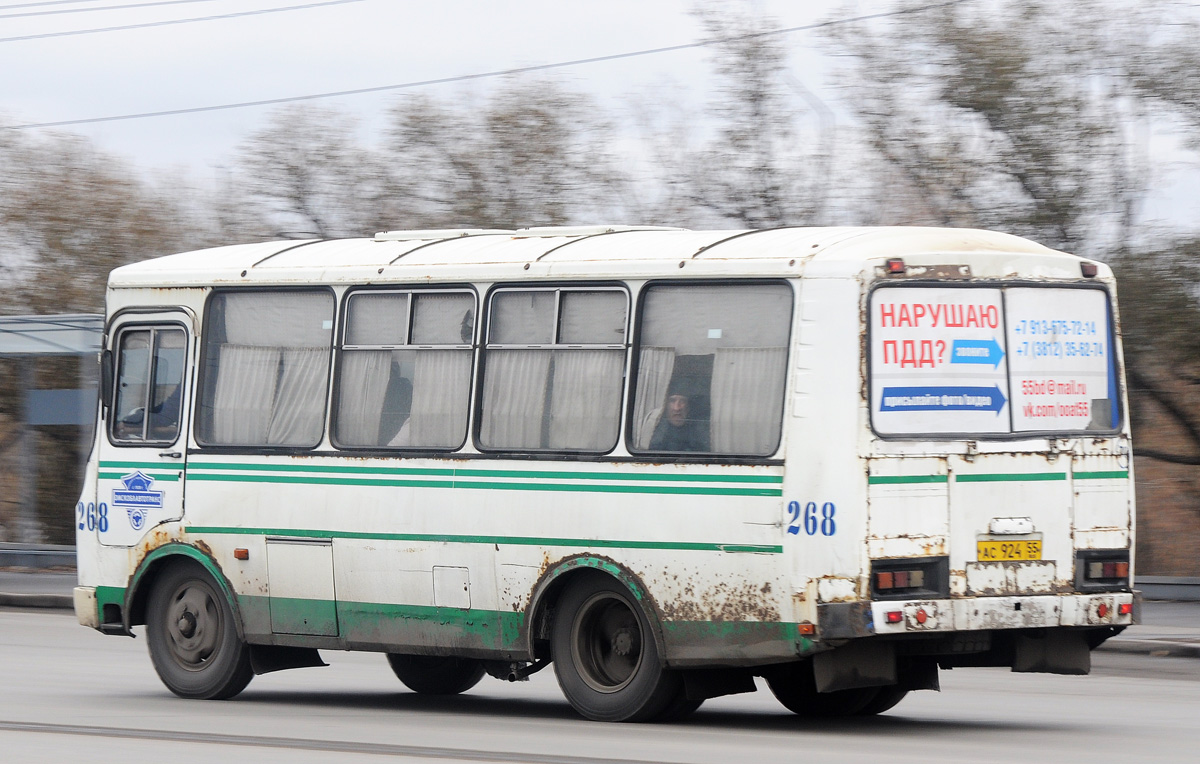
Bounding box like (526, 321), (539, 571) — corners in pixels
(977, 539), (1042, 561)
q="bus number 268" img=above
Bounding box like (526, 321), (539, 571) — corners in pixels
(787, 501), (836, 537)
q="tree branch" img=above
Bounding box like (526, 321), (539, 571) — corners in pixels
(1127, 362), (1200, 464)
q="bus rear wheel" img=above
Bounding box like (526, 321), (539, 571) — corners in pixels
(765, 660), (883, 717)
(551, 574), (680, 722)
(385, 654), (486, 695)
(146, 561), (253, 700)
(854, 685), (909, 716)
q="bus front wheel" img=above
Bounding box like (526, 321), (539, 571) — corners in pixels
(145, 561), (253, 700)
(551, 574), (680, 722)
(385, 654), (486, 695)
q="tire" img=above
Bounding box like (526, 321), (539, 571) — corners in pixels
(655, 686), (704, 722)
(551, 574), (681, 722)
(145, 561), (253, 700)
(855, 685), (908, 716)
(385, 654), (486, 695)
(765, 661), (880, 717)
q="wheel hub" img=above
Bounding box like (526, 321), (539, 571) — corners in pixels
(164, 582), (222, 670)
(611, 628), (635, 656)
(177, 611), (197, 638)
(572, 591), (644, 693)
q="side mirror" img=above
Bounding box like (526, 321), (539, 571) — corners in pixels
(100, 349), (113, 413)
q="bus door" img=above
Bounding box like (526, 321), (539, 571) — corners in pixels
(96, 312), (192, 547)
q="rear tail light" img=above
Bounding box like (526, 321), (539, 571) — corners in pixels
(1118, 603), (1133, 616)
(1076, 549), (1131, 592)
(1086, 561), (1129, 580)
(875, 569), (926, 590)
(871, 557), (949, 600)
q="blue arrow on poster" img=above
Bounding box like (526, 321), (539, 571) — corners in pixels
(950, 338), (1005, 367)
(880, 385), (1007, 414)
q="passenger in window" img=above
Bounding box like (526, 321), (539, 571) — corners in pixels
(149, 381), (183, 439)
(649, 381), (710, 452)
(381, 369), (413, 446)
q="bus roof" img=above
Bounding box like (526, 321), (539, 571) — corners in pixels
(107, 226), (1106, 288)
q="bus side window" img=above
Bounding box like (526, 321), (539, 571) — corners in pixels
(111, 327), (186, 444)
(196, 290), (334, 448)
(112, 330), (151, 441)
(333, 290), (474, 450)
(630, 283), (792, 457)
(479, 288), (627, 452)
(147, 330), (186, 441)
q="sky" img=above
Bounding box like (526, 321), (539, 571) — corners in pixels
(2, 0), (1198, 229)
(0, 0), (846, 175)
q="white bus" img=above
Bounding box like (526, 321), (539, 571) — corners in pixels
(74, 226), (1138, 721)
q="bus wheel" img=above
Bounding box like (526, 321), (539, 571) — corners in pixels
(764, 661), (879, 717)
(551, 575), (680, 722)
(146, 562), (253, 700)
(655, 687), (704, 722)
(855, 685), (908, 716)
(385, 654), (485, 695)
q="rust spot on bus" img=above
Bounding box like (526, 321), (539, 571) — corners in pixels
(659, 579), (781, 623)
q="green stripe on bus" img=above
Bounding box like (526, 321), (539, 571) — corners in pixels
(187, 461), (782, 484)
(337, 600), (526, 647)
(1074, 470), (1129, 480)
(955, 472), (1067, 483)
(185, 471), (782, 497)
(868, 474), (949, 485)
(184, 526), (782, 554)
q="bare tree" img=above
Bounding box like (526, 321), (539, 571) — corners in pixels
(237, 105), (398, 238)
(383, 78), (626, 229)
(677, 1), (826, 227)
(826, 0), (1147, 253)
(0, 129), (201, 314)
(0, 127), (205, 543)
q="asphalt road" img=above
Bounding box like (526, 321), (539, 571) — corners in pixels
(2, 609), (1198, 763)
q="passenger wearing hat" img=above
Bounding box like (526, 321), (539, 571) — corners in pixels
(649, 377), (709, 452)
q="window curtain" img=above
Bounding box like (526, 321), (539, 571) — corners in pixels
(548, 349), (624, 450)
(266, 346), (331, 446)
(334, 350), (392, 446)
(210, 344), (281, 445)
(409, 350), (473, 447)
(631, 347), (675, 450)
(480, 350), (551, 448)
(709, 346), (788, 454)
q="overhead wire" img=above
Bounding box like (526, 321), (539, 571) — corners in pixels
(2, 0), (973, 131)
(1, 0), (220, 20)
(0, 0), (365, 42)
(0, 1), (108, 10)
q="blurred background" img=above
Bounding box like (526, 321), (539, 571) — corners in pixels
(1, 0), (1197, 575)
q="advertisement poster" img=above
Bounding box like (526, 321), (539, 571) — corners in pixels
(870, 287), (1010, 435)
(1006, 288), (1116, 432)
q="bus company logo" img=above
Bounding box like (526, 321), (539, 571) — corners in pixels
(112, 471), (164, 531)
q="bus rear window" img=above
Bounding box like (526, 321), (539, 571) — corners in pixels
(869, 285), (1120, 437)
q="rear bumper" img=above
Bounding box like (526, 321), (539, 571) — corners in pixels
(818, 590), (1140, 639)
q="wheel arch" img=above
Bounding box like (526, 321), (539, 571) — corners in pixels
(125, 542), (245, 640)
(525, 555), (667, 665)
